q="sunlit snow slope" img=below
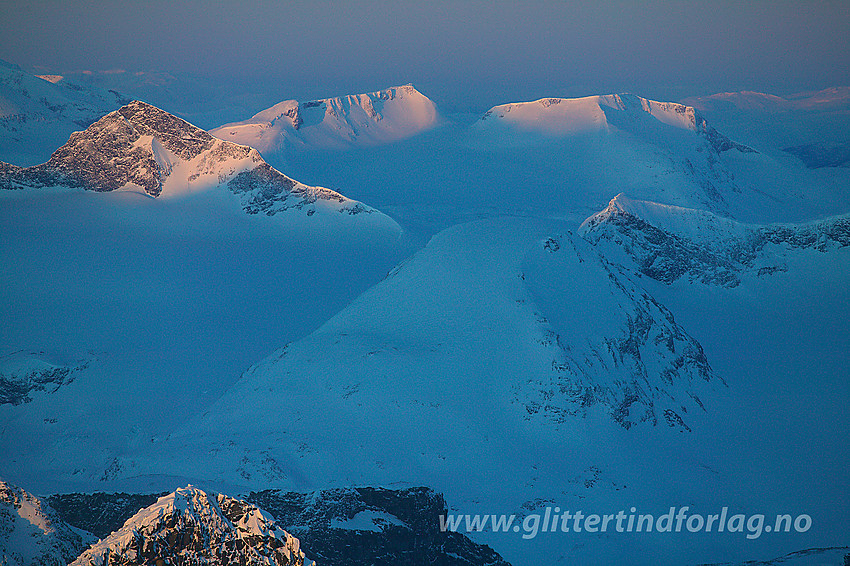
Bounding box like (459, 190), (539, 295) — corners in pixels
(211, 84), (438, 152)
(267, 91), (845, 241)
(0, 479), (95, 566)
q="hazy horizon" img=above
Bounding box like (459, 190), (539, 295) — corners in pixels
(1, 0), (849, 114)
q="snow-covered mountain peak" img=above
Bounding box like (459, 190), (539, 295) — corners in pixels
(481, 93), (695, 129)
(581, 194), (850, 287)
(72, 485), (313, 566)
(0, 100), (401, 231)
(581, 193), (743, 242)
(521, 229), (718, 429)
(478, 92), (754, 153)
(479, 95), (610, 135)
(211, 83), (438, 151)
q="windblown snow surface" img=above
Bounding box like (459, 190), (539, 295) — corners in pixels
(1, 86), (848, 565)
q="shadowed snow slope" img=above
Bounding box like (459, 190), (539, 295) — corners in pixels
(137, 216), (717, 481)
(120, 211), (849, 565)
(118, 217), (753, 564)
(0, 100), (406, 498)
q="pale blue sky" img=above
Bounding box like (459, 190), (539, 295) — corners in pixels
(1, 0), (848, 111)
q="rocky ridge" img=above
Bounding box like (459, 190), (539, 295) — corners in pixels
(581, 194), (850, 287)
(70, 486), (313, 566)
(44, 486), (511, 566)
(0, 100), (381, 220)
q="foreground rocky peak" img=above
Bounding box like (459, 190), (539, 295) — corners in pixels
(48, 486), (511, 566)
(71, 485), (313, 566)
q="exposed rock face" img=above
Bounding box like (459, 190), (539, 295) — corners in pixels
(0, 480), (96, 566)
(0, 100), (254, 196)
(0, 100), (380, 221)
(521, 231), (718, 430)
(0, 351), (92, 406)
(247, 487), (511, 566)
(228, 162), (365, 216)
(70, 486), (312, 566)
(581, 194), (850, 288)
(49, 487), (511, 566)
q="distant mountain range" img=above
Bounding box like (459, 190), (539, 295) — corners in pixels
(211, 84), (438, 151)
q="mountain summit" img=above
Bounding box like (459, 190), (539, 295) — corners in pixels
(211, 84), (438, 151)
(478, 93), (754, 153)
(0, 479), (95, 566)
(0, 100), (400, 226)
(71, 486), (313, 566)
